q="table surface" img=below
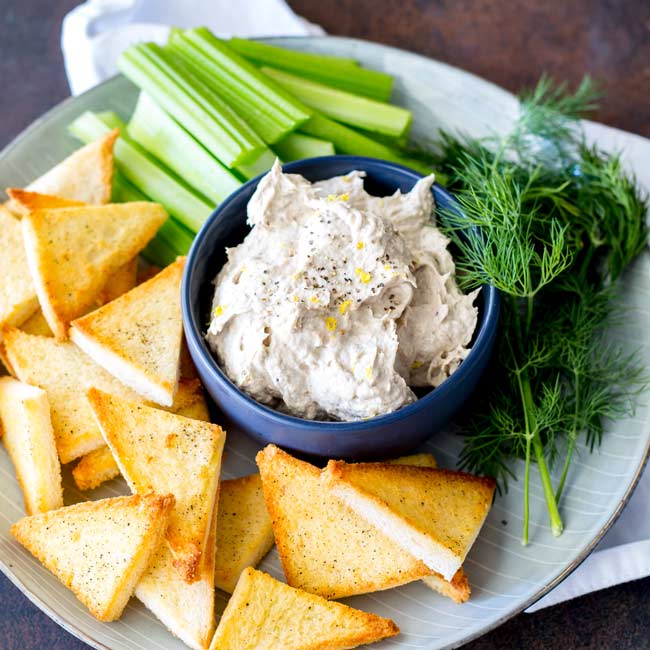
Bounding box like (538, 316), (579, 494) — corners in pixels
(1, 1), (649, 649)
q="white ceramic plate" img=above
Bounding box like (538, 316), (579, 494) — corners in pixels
(0, 36), (648, 650)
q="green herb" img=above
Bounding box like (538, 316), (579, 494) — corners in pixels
(437, 77), (648, 543)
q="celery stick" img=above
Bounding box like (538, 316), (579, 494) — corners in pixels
(119, 43), (265, 166)
(169, 29), (311, 141)
(142, 235), (179, 267)
(300, 114), (432, 175)
(235, 148), (278, 180)
(128, 92), (241, 204)
(69, 111), (213, 232)
(273, 132), (334, 161)
(112, 171), (147, 202)
(262, 67), (411, 138)
(228, 38), (393, 102)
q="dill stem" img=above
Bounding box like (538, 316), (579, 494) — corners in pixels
(522, 433), (531, 546)
(556, 372), (580, 503)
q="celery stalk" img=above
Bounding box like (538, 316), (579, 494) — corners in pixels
(69, 111), (213, 232)
(168, 28), (311, 143)
(273, 133), (334, 161)
(128, 92), (241, 204)
(300, 114), (432, 175)
(235, 149), (278, 180)
(111, 171), (147, 203)
(119, 43), (265, 166)
(228, 38), (393, 101)
(142, 235), (179, 267)
(262, 67), (412, 138)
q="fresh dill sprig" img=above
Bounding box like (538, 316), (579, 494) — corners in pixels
(437, 76), (649, 544)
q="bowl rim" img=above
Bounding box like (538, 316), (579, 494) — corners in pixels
(181, 155), (500, 431)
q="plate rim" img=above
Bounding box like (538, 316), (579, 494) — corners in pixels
(0, 33), (648, 650)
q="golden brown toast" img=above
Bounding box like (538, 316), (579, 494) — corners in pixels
(209, 567), (399, 650)
(322, 461), (495, 581)
(11, 493), (174, 621)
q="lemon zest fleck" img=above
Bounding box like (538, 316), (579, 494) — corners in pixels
(213, 304), (226, 317)
(339, 299), (353, 315)
(411, 360), (424, 370)
(327, 194), (337, 202)
(356, 241), (365, 250)
(325, 317), (337, 331)
(365, 367), (373, 380)
(309, 295), (319, 304)
(340, 192), (349, 201)
(384, 264), (391, 271)
(355, 268), (371, 284)
(292, 295), (300, 302)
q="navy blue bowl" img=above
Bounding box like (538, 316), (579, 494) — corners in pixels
(182, 156), (500, 460)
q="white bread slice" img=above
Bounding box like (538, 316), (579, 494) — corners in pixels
(0, 207), (39, 333)
(389, 452), (437, 468)
(96, 255), (138, 306)
(72, 378), (210, 491)
(2, 328), (148, 463)
(19, 310), (53, 337)
(70, 258), (185, 406)
(0, 377), (62, 514)
(209, 567), (399, 650)
(11, 493), (174, 621)
(6, 130), (117, 215)
(215, 473), (274, 593)
(256, 445), (432, 599)
(135, 488), (218, 650)
(21, 202), (166, 339)
(87, 388), (226, 583)
(322, 461), (495, 581)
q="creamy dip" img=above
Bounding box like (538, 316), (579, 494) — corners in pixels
(206, 161), (478, 421)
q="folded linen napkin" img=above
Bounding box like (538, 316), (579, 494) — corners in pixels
(61, 0), (650, 612)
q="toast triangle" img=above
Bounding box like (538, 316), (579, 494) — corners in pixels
(70, 258), (185, 406)
(256, 445), (432, 599)
(215, 473), (274, 594)
(209, 567), (399, 650)
(11, 493), (174, 621)
(72, 377), (210, 491)
(6, 189), (85, 216)
(87, 388), (226, 583)
(322, 461), (495, 581)
(6, 130), (117, 214)
(0, 377), (63, 514)
(21, 201), (166, 339)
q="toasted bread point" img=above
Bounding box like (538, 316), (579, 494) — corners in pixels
(22, 202), (167, 339)
(215, 474), (274, 593)
(136, 491), (217, 650)
(87, 388), (226, 583)
(209, 567), (399, 650)
(70, 258), (184, 406)
(2, 328), (148, 463)
(72, 378), (211, 491)
(322, 461), (495, 581)
(8, 130), (117, 213)
(0, 378), (62, 514)
(11, 493), (174, 622)
(0, 207), (39, 333)
(256, 445), (431, 599)
(422, 569), (471, 604)
(6, 189), (85, 217)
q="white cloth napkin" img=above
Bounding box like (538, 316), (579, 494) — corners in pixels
(61, 0), (650, 612)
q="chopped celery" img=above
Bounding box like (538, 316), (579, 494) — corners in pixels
(228, 38), (393, 102)
(262, 67), (411, 138)
(300, 114), (433, 175)
(168, 28), (310, 143)
(273, 132), (334, 161)
(69, 111), (213, 232)
(128, 92), (241, 204)
(235, 148), (278, 180)
(119, 43), (265, 166)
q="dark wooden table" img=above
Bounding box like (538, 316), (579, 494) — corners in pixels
(1, 1), (649, 649)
